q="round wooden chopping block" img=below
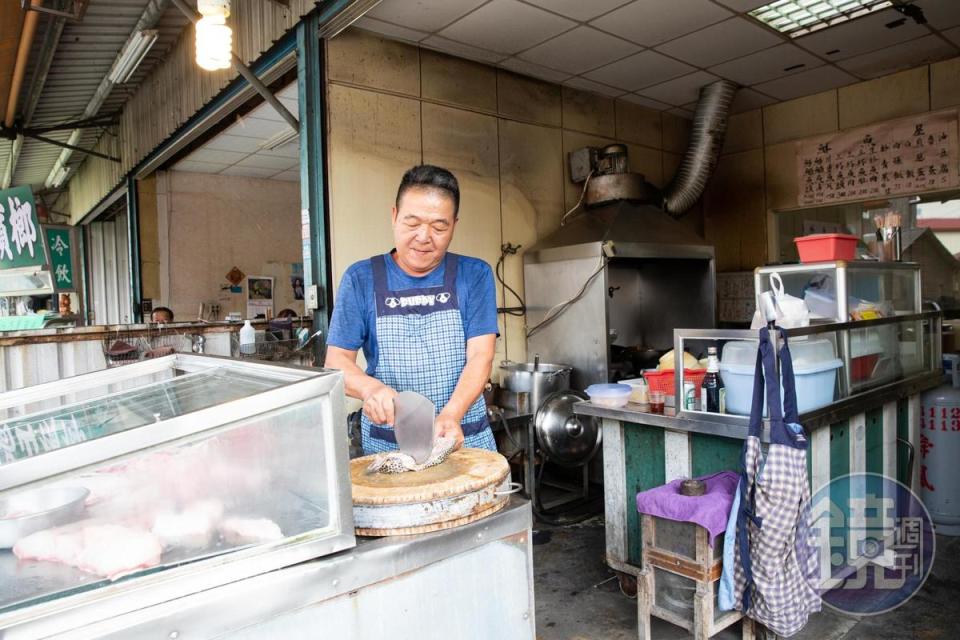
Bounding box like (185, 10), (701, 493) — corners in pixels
(351, 448), (512, 536)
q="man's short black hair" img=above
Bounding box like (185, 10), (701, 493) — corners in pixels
(152, 306), (174, 322)
(395, 165), (460, 217)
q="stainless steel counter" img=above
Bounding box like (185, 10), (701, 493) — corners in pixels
(575, 369), (943, 438)
(575, 402), (756, 440)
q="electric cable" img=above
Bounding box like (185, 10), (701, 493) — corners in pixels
(526, 255), (606, 339)
(559, 170), (593, 227)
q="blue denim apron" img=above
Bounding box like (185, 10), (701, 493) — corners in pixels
(360, 253), (496, 455)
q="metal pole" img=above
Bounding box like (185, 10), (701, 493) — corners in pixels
(171, 0), (300, 134)
(297, 13), (330, 363)
(125, 176), (143, 322)
(27, 133), (121, 162)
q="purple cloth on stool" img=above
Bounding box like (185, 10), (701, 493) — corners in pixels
(635, 471), (739, 547)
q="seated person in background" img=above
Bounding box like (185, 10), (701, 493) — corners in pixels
(276, 308), (298, 319)
(151, 307), (174, 323)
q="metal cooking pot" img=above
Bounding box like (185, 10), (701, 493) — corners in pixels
(0, 486), (89, 548)
(499, 355), (572, 415)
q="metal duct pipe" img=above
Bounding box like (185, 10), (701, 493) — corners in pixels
(661, 79), (738, 218)
(4, 2), (40, 128)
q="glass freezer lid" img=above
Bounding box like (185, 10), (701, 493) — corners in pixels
(0, 367), (286, 466)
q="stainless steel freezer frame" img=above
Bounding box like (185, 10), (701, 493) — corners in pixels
(0, 353), (355, 638)
(53, 500), (536, 640)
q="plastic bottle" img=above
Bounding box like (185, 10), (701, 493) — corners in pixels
(700, 346), (725, 414)
(239, 320), (256, 355)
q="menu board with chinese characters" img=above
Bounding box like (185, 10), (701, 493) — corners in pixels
(0, 185), (45, 270)
(797, 111), (960, 206)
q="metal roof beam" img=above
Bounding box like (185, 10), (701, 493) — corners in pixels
(171, 0), (300, 134)
(43, 0), (169, 188)
(2, 15), (66, 188)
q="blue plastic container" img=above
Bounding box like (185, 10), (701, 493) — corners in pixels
(720, 339), (843, 416)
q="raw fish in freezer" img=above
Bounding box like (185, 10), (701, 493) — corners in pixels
(151, 500), (224, 549)
(14, 522), (163, 580)
(76, 525), (163, 580)
(220, 517), (283, 545)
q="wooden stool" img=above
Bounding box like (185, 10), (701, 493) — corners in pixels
(637, 515), (755, 640)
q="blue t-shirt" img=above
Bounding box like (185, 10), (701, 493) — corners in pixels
(327, 252), (499, 375)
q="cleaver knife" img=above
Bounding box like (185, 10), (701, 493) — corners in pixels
(393, 391), (436, 464)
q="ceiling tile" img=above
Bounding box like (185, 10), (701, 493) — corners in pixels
(620, 93), (673, 111)
(352, 16), (430, 43)
(668, 106), (694, 119)
(943, 26), (960, 47)
(522, 0), (632, 21)
(498, 57), (572, 83)
(277, 82), (298, 100)
(563, 77), (626, 98)
(204, 135), (263, 154)
(730, 87), (777, 113)
(656, 17), (782, 68)
(438, 0), (575, 54)
(518, 26), (640, 75)
(915, 0), (960, 30)
(794, 8), (930, 61)
(420, 35), (507, 63)
(220, 166), (279, 179)
(590, 0), (732, 46)
(260, 141), (300, 158)
(753, 65), (857, 101)
(584, 50), (696, 91)
(172, 160), (225, 174)
(637, 71), (720, 106)
(234, 154), (298, 171)
(227, 116), (291, 141)
(367, 0), (488, 33)
(187, 148), (248, 164)
(272, 170), (300, 182)
(713, 0), (767, 11)
(837, 34), (958, 79)
(709, 43), (824, 85)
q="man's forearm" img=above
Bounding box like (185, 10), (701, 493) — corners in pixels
(325, 349), (387, 400)
(440, 354), (493, 421)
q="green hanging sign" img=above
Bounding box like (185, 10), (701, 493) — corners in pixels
(45, 227), (74, 292)
(0, 186), (45, 270)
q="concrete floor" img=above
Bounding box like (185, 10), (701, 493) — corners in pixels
(533, 515), (960, 640)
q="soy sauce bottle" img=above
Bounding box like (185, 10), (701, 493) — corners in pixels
(700, 347), (725, 414)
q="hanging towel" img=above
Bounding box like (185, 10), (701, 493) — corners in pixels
(719, 327), (822, 637)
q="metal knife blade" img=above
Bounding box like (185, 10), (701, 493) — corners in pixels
(393, 391), (436, 464)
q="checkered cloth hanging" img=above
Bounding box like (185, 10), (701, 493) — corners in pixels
(729, 327), (821, 637)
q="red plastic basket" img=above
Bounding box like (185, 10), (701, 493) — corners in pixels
(643, 369), (707, 396)
(794, 233), (858, 263)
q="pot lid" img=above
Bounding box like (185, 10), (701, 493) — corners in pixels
(534, 390), (601, 467)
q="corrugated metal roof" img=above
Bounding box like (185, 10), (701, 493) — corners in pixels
(0, 1), (189, 192)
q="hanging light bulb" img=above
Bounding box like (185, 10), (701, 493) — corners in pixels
(196, 0), (232, 71)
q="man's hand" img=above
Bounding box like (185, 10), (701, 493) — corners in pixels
(362, 385), (399, 425)
(435, 412), (465, 450)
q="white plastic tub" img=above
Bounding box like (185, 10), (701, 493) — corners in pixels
(720, 339), (843, 416)
(585, 383), (632, 408)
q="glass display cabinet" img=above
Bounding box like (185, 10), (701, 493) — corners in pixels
(0, 353), (353, 636)
(754, 260), (922, 322)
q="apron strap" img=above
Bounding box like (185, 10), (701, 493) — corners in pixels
(778, 330), (800, 425)
(443, 252), (458, 291)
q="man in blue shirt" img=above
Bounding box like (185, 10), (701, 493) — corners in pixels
(325, 165), (499, 455)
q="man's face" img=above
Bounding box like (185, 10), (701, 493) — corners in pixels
(391, 187), (457, 276)
(152, 310), (172, 323)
